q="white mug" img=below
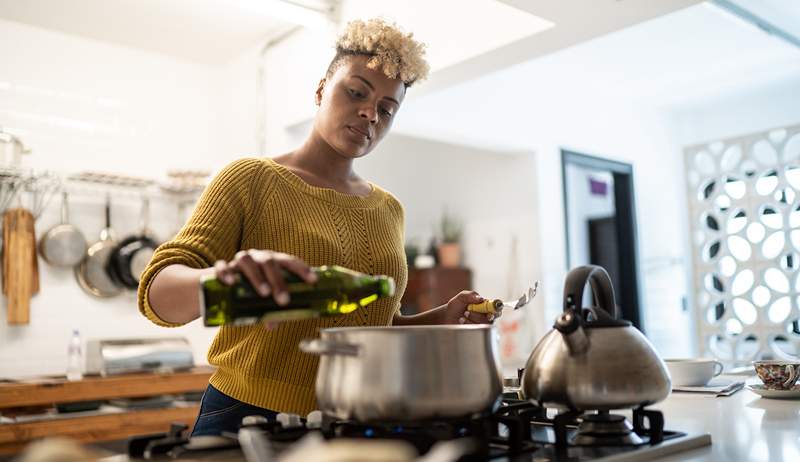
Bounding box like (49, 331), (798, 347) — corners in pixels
(665, 358), (724, 387)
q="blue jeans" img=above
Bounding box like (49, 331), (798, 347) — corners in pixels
(190, 384), (278, 437)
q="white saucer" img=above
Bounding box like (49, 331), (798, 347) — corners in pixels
(746, 384), (800, 399)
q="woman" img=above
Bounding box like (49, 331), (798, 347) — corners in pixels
(138, 18), (493, 437)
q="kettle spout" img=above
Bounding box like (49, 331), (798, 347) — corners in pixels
(555, 309), (589, 355)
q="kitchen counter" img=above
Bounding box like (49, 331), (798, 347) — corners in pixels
(651, 376), (800, 462)
(94, 376), (800, 462)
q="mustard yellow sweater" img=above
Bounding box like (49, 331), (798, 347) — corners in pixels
(138, 158), (408, 415)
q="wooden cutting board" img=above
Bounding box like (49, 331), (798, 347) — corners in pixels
(2, 210), (39, 297)
(2, 211), (9, 296)
(3, 208), (38, 325)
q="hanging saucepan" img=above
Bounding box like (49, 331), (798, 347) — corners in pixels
(108, 198), (159, 290)
(0, 127), (31, 169)
(75, 197), (122, 298)
(39, 191), (88, 267)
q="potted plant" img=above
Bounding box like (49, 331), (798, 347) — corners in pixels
(404, 239), (420, 268)
(437, 210), (462, 268)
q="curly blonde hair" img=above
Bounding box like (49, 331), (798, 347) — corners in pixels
(327, 18), (430, 87)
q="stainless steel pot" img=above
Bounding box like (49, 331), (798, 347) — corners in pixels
(0, 128), (31, 169)
(300, 325), (503, 422)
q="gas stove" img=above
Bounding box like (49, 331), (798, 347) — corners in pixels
(126, 398), (711, 462)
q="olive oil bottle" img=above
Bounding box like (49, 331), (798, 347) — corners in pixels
(201, 265), (395, 326)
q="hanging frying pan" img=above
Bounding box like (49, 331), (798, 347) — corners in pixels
(109, 198), (158, 290)
(39, 191), (88, 267)
(75, 197), (122, 298)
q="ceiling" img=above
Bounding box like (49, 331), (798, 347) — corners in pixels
(3, 0), (795, 153)
(0, 0), (558, 69)
(731, 0), (800, 41)
(393, 2), (800, 152)
(0, 0), (706, 73)
(0, 0), (302, 64)
(337, 0), (554, 74)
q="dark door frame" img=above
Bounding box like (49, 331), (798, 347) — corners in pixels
(561, 149), (644, 332)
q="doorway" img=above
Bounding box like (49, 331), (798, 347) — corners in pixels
(561, 150), (643, 331)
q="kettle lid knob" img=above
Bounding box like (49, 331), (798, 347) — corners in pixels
(554, 309), (590, 355)
(555, 309), (581, 334)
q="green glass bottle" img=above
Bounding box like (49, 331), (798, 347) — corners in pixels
(200, 265), (395, 327)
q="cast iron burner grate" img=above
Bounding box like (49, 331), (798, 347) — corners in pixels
(127, 400), (689, 461)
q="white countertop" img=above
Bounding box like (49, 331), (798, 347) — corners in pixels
(97, 375), (798, 462)
(649, 376), (800, 462)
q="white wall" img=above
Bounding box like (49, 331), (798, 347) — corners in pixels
(262, 28), (333, 153)
(0, 19), (256, 378)
(526, 99), (695, 359)
(667, 76), (800, 147)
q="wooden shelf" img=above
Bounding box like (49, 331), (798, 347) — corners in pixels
(401, 267), (472, 314)
(0, 367), (213, 455)
(0, 366), (214, 408)
(0, 405), (199, 455)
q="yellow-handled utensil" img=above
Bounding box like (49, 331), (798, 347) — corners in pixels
(467, 281), (538, 316)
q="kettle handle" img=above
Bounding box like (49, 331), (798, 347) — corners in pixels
(563, 265), (618, 319)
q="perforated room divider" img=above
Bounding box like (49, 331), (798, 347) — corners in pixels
(685, 124), (800, 364)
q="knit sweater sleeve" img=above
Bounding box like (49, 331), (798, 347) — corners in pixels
(137, 158), (264, 327)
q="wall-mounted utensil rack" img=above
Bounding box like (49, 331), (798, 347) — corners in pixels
(0, 167), (210, 215)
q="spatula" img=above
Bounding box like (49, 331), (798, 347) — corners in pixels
(467, 281), (538, 316)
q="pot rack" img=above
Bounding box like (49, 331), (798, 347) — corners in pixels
(0, 166), (209, 219)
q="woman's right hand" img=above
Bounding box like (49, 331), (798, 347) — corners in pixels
(214, 250), (317, 306)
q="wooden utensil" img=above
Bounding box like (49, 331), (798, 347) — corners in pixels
(3, 212), (40, 297)
(4, 208), (37, 324)
(3, 210), (10, 295)
(31, 222), (39, 295)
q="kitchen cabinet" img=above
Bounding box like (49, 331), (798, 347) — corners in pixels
(400, 267), (472, 314)
(0, 367), (213, 455)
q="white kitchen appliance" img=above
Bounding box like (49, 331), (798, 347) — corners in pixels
(85, 337), (194, 376)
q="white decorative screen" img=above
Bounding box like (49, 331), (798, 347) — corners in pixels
(686, 124), (800, 364)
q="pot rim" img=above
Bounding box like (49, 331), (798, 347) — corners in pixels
(321, 325), (494, 334)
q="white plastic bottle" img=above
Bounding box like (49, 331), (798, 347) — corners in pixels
(66, 329), (83, 381)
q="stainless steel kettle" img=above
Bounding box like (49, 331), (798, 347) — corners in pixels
(521, 265), (670, 410)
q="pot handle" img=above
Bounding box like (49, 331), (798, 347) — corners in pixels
(563, 265), (618, 319)
(299, 338), (360, 356)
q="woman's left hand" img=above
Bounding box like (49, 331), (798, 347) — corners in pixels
(440, 290), (495, 325)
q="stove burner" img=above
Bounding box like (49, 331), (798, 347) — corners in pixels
(129, 400), (690, 461)
(325, 416), (490, 458)
(572, 412), (644, 446)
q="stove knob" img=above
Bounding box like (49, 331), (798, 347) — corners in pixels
(241, 415), (269, 427)
(306, 410), (323, 429)
(277, 413), (302, 428)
